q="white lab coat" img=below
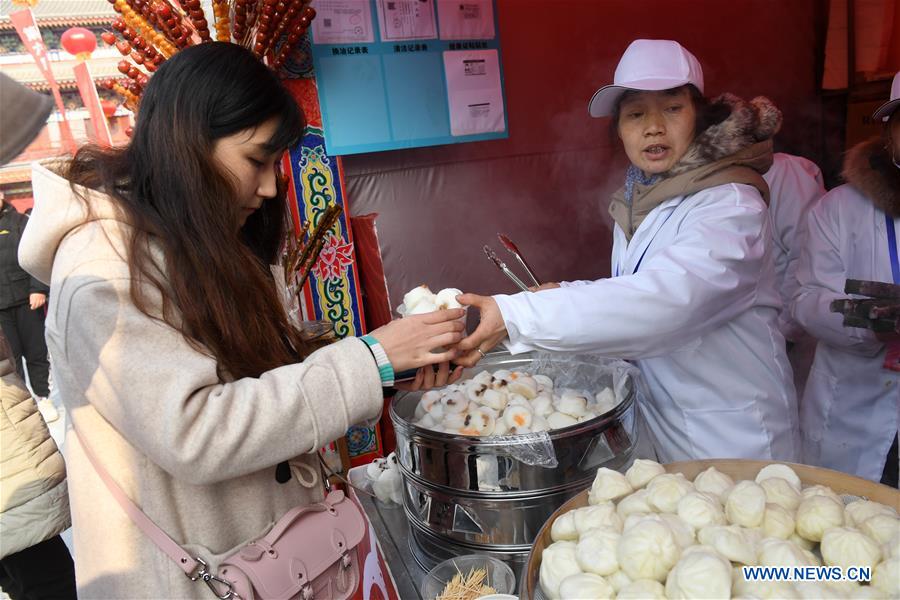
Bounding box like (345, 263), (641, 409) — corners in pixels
(495, 183), (800, 463)
(763, 153), (827, 401)
(791, 183), (900, 482)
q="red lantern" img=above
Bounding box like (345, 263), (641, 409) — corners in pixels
(61, 27), (98, 60)
(100, 99), (118, 118)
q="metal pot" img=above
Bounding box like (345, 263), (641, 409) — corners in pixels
(390, 353), (639, 494)
(390, 352), (642, 560)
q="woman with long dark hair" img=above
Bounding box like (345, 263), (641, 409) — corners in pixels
(19, 42), (463, 598)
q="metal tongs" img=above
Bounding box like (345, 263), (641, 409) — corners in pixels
(483, 233), (541, 292)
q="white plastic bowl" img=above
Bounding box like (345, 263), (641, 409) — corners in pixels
(419, 554), (516, 600)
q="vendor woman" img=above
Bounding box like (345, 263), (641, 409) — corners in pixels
(457, 39), (800, 463)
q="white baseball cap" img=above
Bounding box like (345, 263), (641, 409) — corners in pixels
(873, 72), (900, 122)
(588, 39), (704, 118)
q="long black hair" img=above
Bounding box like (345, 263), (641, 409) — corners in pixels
(66, 42), (309, 378)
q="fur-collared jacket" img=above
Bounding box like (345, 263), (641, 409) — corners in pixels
(610, 94), (783, 239)
(843, 136), (900, 217)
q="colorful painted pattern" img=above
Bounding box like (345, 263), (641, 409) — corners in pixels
(282, 77), (381, 462)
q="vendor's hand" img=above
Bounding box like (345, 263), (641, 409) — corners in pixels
(528, 282), (561, 292)
(454, 294), (507, 367)
(395, 361), (464, 392)
(29, 293), (46, 310)
(370, 308), (465, 372)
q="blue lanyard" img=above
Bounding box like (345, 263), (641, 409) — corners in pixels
(887, 214), (900, 284)
(615, 209), (677, 277)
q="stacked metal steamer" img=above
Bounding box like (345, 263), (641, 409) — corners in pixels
(389, 352), (644, 571)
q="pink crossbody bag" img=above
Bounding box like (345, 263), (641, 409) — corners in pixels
(74, 423), (366, 600)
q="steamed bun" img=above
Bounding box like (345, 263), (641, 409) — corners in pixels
(664, 547), (732, 600)
(617, 578), (666, 599)
(551, 511), (578, 542)
(697, 525), (759, 565)
(725, 480), (767, 528)
(617, 519), (681, 582)
(763, 503), (796, 539)
(693, 466), (735, 501)
(626, 459), (665, 489)
(796, 495), (845, 542)
(589, 467), (633, 504)
(755, 463), (802, 491)
(557, 573), (614, 600)
(845, 500), (899, 528)
(821, 526), (883, 569)
(646, 473), (694, 514)
(540, 541), (582, 599)
(573, 503), (623, 534)
(575, 528), (620, 577)
(617, 489), (654, 519)
(678, 491), (726, 530)
(760, 476), (803, 512)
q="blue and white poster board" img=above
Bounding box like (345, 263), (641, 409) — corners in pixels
(309, 0), (507, 155)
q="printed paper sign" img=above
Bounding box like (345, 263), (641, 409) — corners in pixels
(443, 49), (505, 136)
(437, 0), (494, 40)
(375, 0), (437, 41)
(312, 0), (375, 44)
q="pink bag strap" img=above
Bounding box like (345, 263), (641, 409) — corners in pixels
(72, 422), (238, 599)
(72, 422), (200, 575)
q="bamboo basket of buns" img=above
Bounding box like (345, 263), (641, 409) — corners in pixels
(524, 459), (900, 599)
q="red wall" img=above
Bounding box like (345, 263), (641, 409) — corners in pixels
(343, 0), (827, 306)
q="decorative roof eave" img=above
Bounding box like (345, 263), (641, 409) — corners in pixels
(0, 16), (113, 31)
(25, 76), (128, 92)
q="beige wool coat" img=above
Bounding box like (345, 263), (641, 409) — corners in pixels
(0, 353), (70, 558)
(19, 163), (384, 599)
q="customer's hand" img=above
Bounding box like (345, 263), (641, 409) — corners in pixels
(29, 293), (46, 310)
(395, 361), (464, 391)
(370, 308), (465, 372)
(455, 294), (508, 367)
(528, 282), (560, 292)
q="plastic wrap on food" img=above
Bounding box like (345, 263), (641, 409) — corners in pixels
(489, 431), (558, 468)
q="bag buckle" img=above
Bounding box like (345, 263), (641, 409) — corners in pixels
(188, 557), (240, 600)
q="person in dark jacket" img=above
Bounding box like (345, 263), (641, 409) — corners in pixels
(0, 73), (55, 423)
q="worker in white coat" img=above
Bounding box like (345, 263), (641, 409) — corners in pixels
(791, 72), (900, 485)
(764, 154), (826, 401)
(456, 40), (800, 463)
